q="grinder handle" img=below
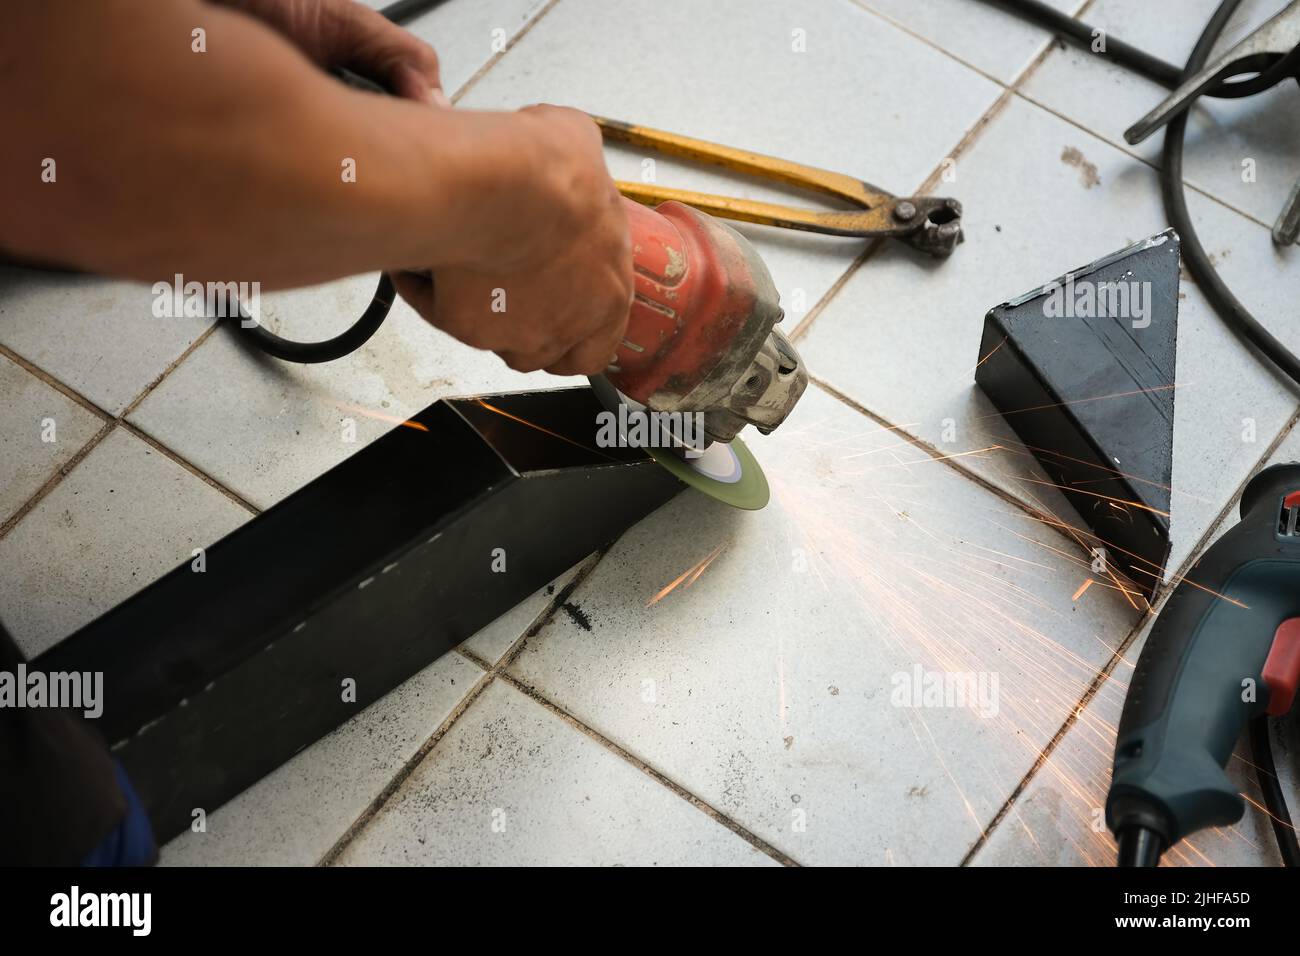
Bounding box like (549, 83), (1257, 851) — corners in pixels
(1106, 463), (1300, 852)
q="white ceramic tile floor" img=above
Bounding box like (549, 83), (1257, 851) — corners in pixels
(333, 679), (778, 866)
(0, 427), (252, 657)
(0, 269), (213, 416)
(857, 0), (1083, 84)
(2, 0), (1297, 866)
(0, 353), (104, 526)
(1020, 0), (1300, 229)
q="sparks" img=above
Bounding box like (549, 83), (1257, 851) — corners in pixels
(646, 544), (725, 607)
(474, 399), (620, 460)
(336, 403), (429, 432)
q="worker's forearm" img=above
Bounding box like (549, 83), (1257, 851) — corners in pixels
(1, 0), (530, 289)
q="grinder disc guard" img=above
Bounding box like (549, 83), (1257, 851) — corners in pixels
(589, 376), (770, 510)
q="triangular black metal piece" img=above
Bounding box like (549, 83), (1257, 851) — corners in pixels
(976, 230), (1181, 598)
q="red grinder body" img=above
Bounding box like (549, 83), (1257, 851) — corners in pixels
(607, 197), (806, 445)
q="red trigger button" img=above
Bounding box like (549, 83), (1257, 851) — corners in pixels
(1285, 491), (1300, 509)
(1263, 619), (1300, 716)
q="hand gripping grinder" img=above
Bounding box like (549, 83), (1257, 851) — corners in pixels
(591, 197), (809, 510)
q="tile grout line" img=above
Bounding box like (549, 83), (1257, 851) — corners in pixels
(119, 420), (261, 515)
(810, 374), (1105, 561)
(316, 548), (608, 865)
(795, 0), (1092, 343)
(0, 321), (258, 542)
(789, 84), (1026, 344)
(792, 0), (1087, 344)
(454, 644), (493, 671)
(118, 321), (219, 419)
(447, 0), (563, 106)
(1012, 0), (1281, 233)
(0, 344), (114, 423)
(959, 405), (1300, 865)
(0, 422), (115, 540)
(856, 0), (1280, 233)
(114, 321), (263, 515)
(1010, 85), (1282, 234)
(496, 671), (800, 867)
(958, 613), (1149, 866)
(324, 537), (802, 866)
(0, 341), (116, 535)
(789, 88), (1017, 344)
(796, 0), (1096, 347)
(487, 551), (802, 865)
(317, 664), (499, 866)
(853, 0), (1095, 91)
(786, 241), (881, 343)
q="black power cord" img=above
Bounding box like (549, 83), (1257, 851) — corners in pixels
(984, 0), (1300, 867)
(235, 272), (395, 363)
(229, 0), (447, 362)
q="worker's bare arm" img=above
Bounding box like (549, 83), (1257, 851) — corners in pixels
(1, 0), (633, 375)
(1, 1), (569, 287)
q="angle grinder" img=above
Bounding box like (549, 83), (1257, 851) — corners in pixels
(590, 197), (809, 510)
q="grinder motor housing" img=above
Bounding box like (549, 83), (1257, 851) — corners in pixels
(608, 198), (807, 445)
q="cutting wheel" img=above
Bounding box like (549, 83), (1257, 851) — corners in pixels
(588, 377), (770, 511)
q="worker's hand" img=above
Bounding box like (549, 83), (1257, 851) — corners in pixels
(393, 106), (634, 376)
(214, 0), (446, 105)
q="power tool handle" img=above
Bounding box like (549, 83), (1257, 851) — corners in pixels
(1107, 463), (1300, 846)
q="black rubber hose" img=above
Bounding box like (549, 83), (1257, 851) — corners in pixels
(229, 0), (449, 362)
(1249, 716), (1300, 867)
(378, 0), (450, 22)
(978, 0), (1186, 88)
(978, 0), (1281, 98)
(1162, 0), (1300, 388)
(234, 273), (395, 364)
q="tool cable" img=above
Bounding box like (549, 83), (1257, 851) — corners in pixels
(987, 0), (1300, 867)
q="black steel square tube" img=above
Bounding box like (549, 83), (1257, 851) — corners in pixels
(35, 387), (682, 843)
